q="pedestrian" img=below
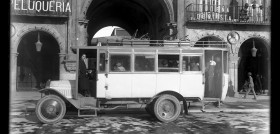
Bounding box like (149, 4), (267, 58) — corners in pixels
(255, 74), (263, 95)
(243, 72), (257, 100)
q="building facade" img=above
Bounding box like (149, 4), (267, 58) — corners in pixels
(10, 0), (270, 95)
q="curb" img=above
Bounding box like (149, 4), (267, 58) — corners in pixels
(189, 108), (269, 113)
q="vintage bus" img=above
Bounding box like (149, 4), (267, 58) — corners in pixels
(35, 40), (229, 124)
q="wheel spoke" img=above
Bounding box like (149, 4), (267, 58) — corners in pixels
(154, 95), (181, 122)
(40, 99), (62, 120)
(158, 99), (176, 119)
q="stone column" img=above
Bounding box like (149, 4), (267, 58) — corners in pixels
(229, 54), (240, 97)
(77, 19), (89, 46)
(10, 52), (19, 93)
(177, 0), (185, 40)
(59, 53), (67, 80)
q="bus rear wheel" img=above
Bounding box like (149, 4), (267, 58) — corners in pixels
(153, 94), (181, 122)
(35, 95), (66, 124)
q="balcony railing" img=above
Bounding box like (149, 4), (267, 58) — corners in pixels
(185, 4), (270, 24)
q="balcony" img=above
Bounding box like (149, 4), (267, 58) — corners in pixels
(185, 4), (270, 25)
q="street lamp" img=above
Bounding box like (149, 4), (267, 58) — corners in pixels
(251, 39), (257, 57)
(35, 32), (43, 52)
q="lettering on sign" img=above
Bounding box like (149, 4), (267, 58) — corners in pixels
(64, 60), (76, 72)
(11, 0), (71, 15)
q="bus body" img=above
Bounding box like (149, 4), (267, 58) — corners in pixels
(35, 40), (229, 124)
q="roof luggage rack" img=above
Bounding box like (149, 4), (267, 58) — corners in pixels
(91, 39), (228, 48)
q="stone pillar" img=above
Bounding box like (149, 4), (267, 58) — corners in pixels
(59, 53), (67, 80)
(177, 0), (185, 40)
(10, 52), (19, 93)
(77, 19), (89, 46)
(229, 54), (240, 97)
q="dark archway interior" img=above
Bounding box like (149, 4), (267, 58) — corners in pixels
(238, 38), (269, 93)
(17, 31), (60, 90)
(195, 36), (224, 47)
(86, 0), (172, 45)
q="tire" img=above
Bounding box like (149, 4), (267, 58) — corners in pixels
(35, 95), (66, 124)
(145, 97), (157, 117)
(153, 94), (181, 122)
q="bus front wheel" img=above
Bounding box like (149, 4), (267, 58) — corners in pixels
(153, 94), (181, 122)
(35, 95), (66, 124)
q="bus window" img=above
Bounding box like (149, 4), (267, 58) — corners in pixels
(182, 56), (201, 71)
(99, 53), (106, 72)
(135, 54), (155, 72)
(158, 55), (179, 72)
(110, 54), (131, 72)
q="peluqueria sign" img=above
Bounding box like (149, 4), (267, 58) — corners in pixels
(11, 0), (71, 13)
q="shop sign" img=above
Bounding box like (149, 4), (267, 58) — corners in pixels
(64, 60), (76, 72)
(11, 0), (71, 17)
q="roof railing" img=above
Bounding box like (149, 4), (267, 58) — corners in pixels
(90, 39), (228, 48)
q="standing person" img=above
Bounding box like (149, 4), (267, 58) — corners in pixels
(255, 74), (263, 94)
(205, 58), (216, 97)
(243, 72), (257, 100)
(78, 54), (90, 96)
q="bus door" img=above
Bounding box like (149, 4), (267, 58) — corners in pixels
(204, 50), (223, 99)
(221, 51), (229, 101)
(180, 51), (204, 99)
(77, 48), (98, 98)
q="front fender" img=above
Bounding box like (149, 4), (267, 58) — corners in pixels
(39, 88), (69, 103)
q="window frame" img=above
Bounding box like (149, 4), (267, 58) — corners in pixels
(157, 54), (180, 73)
(109, 53), (132, 73)
(134, 54), (156, 73)
(181, 54), (203, 73)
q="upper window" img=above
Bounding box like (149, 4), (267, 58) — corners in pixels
(182, 56), (202, 72)
(110, 54), (131, 72)
(135, 54), (155, 72)
(201, 0), (220, 12)
(158, 54), (179, 72)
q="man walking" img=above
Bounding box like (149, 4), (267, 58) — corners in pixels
(243, 72), (257, 100)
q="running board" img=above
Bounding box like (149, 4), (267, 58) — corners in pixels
(202, 98), (221, 111)
(78, 107), (98, 117)
(78, 97), (98, 117)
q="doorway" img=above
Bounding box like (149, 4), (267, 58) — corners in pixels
(204, 50), (223, 98)
(78, 49), (97, 97)
(17, 31), (60, 91)
(238, 38), (269, 94)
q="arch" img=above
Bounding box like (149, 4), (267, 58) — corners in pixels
(79, 0), (174, 23)
(238, 36), (270, 58)
(163, 0), (175, 22)
(80, 0), (175, 41)
(11, 25), (64, 91)
(196, 34), (225, 42)
(11, 25), (65, 54)
(237, 36), (270, 93)
(194, 34), (228, 48)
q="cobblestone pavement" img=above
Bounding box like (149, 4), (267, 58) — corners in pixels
(9, 91), (270, 134)
(10, 109), (269, 134)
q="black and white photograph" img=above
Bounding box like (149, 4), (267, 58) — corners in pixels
(10, 0), (270, 133)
